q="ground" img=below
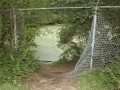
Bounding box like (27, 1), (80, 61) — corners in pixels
(26, 62), (80, 90)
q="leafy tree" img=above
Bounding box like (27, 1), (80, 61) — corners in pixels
(0, 0), (52, 83)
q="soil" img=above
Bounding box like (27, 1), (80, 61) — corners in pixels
(25, 62), (80, 90)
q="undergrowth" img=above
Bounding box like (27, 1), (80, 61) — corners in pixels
(52, 56), (77, 66)
(77, 56), (120, 90)
(53, 57), (69, 65)
(0, 83), (27, 90)
(0, 47), (39, 83)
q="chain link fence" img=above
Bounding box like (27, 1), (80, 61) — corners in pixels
(66, 7), (120, 79)
(1, 6), (120, 79)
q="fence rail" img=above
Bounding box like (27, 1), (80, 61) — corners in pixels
(1, 6), (120, 11)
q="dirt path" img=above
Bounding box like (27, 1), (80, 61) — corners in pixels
(26, 63), (79, 90)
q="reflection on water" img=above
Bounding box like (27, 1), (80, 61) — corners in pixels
(31, 24), (63, 62)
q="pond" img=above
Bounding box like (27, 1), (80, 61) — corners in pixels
(31, 24), (63, 62)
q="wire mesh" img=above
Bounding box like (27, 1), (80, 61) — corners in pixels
(65, 7), (120, 79)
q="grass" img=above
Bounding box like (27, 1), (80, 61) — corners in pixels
(77, 69), (119, 90)
(77, 57), (120, 90)
(78, 70), (114, 90)
(0, 83), (27, 90)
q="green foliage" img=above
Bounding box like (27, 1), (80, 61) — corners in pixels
(0, 83), (27, 90)
(0, 47), (39, 83)
(58, 41), (84, 61)
(53, 57), (69, 65)
(101, 0), (120, 6)
(0, 15), (2, 41)
(54, 1), (93, 61)
(77, 56), (120, 90)
(52, 0), (120, 62)
(0, 0), (52, 83)
(1, 0), (120, 84)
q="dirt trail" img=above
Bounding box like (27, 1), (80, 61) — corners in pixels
(26, 63), (79, 90)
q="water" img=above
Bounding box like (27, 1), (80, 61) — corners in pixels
(31, 24), (63, 62)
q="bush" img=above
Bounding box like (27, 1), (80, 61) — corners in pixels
(77, 56), (120, 90)
(0, 47), (39, 83)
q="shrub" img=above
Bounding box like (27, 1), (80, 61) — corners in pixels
(0, 47), (39, 83)
(77, 56), (120, 90)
